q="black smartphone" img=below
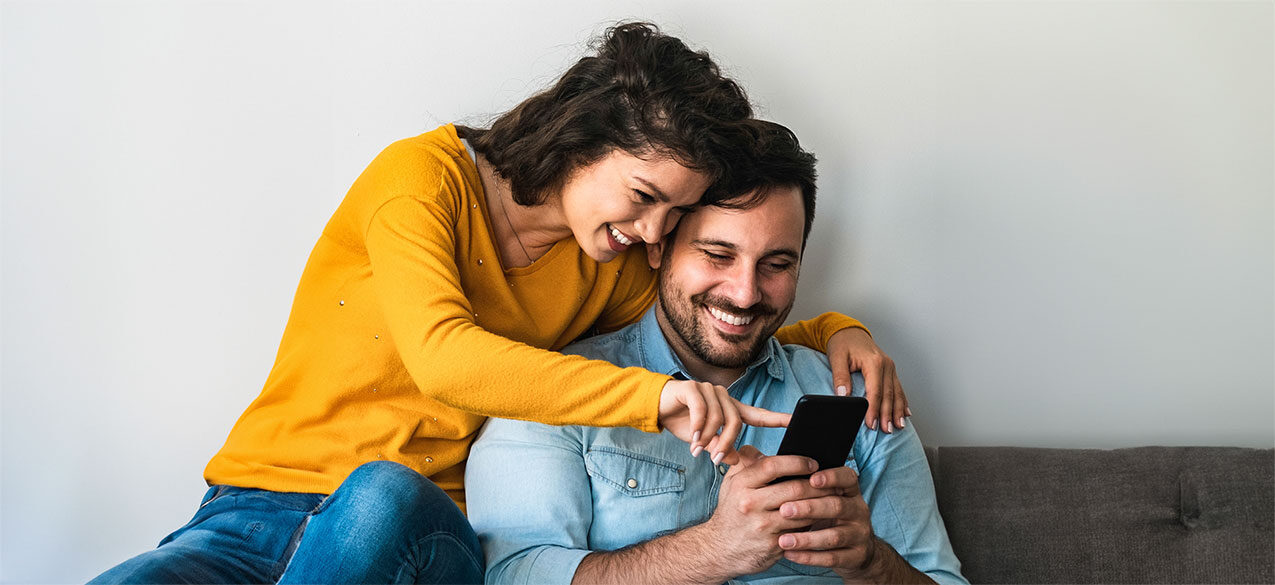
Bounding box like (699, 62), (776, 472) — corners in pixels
(771, 395), (869, 483)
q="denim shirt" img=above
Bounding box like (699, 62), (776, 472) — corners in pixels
(466, 306), (967, 585)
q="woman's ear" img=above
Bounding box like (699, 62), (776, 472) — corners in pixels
(645, 240), (665, 269)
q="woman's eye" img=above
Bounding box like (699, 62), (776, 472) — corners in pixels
(634, 190), (656, 203)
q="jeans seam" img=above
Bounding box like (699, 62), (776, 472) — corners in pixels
(198, 485), (227, 509)
(271, 496), (329, 581)
(394, 532), (483, 584)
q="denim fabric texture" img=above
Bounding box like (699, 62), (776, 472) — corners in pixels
(90, 461), (483, 584)
(466, 306), (967, 585)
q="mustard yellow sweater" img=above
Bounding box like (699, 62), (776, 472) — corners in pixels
(204, 125), (863, 507)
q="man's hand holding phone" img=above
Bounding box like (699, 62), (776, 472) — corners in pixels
(774, 465), (878, 575)
(696, 446), (840, 578)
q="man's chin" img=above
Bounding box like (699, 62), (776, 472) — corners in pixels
(698, 332), (764, 368)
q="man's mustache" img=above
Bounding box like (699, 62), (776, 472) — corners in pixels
(690, 292), (778, 319)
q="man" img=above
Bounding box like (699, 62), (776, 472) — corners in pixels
(465, 123), (966, 585)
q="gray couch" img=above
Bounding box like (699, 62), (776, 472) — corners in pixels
(924, 446), (1274, 584)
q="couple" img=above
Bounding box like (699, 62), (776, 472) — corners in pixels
(91, 22), (961, 584)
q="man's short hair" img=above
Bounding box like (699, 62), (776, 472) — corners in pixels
(715, 120), (818, 250)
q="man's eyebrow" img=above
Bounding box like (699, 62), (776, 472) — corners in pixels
(690, 238), (800, 260)
(765, 248), (801, 261)
(689, 238), (737, 250)
(634, 177), (671, 203)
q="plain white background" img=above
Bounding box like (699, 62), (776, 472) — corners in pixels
(2, 1), (1272, 582)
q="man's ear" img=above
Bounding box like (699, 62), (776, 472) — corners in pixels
(646, 239), (665, 269)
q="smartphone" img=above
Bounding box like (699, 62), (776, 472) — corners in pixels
(771, 395), (869, 483)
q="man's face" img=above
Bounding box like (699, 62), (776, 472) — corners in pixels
(649, 186), (805, 370)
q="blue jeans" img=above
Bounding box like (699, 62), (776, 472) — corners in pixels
(89, 461), (483, 584)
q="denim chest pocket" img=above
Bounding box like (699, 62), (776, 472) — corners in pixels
(584, 447), (685, 551)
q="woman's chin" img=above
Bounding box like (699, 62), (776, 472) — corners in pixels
(583, 247), (618, 263)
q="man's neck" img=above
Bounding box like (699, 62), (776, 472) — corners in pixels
(653, 305), (745, 388)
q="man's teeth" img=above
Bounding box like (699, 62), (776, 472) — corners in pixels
(609, 225), (634, 246)
(708, 307), (753, 326)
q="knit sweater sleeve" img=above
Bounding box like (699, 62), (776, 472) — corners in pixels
(363, 191), (666, 433)
(774, 312), (870, 350)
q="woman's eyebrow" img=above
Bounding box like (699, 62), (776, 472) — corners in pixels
(634, 177), (671, 203)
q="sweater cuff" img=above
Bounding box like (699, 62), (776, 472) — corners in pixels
(643, 373), (671, 433)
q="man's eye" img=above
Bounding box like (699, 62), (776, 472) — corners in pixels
(766, 262), (792, 271)
(634, 190), (656, 203)
(704, 251), (729, 261)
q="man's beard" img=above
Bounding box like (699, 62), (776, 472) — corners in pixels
(657, 274), (792, 369)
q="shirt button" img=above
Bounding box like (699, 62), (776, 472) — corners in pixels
(717, 464), (728, 475)
(626, 478), (638, 489)
(425, 457), (434, 463)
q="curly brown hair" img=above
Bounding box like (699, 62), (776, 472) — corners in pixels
(457, 22), (754, 206)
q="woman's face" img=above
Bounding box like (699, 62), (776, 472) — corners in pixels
(559, 149), (713, 263)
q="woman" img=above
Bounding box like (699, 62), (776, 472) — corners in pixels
(91, 22), (909, 584)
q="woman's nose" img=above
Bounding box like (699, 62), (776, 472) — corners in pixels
(634, 214), (666, 244)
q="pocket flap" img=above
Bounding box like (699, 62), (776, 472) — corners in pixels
(585, 447), (685, 496)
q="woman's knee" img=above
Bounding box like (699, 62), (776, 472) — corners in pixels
(334, 461), (463, 528)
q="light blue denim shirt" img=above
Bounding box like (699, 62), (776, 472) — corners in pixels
(466, 306), (966, 585)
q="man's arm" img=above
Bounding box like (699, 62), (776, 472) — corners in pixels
(571, 522), (730, 585)
(465, 418), (597, 584)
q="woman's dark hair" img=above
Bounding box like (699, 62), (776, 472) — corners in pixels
(456, 22), (754, 205)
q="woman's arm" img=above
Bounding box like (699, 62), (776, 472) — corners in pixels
(362, 181), (780, 461)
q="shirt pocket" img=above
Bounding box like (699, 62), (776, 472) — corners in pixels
(584, 447), (685, 551)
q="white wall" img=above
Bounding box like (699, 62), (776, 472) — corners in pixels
(2, 1), (1271, 582)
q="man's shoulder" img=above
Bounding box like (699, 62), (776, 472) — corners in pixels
(779, 342), (832, 371)
(562, 322), (644, 364)
(775, 342), (866, 398)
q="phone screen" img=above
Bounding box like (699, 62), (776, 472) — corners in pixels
(771, 395), (868, 483)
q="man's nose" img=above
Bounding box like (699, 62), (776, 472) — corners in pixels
(721, 265), (762, 309)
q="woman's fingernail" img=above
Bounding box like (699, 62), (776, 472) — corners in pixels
(885, 421), (894, 433)
(906, 407), (913, 417)
(836, 385), (848, 396)
(692, 431), (701, 444)
(867, 419), (876, 430)
(691, 445), (704, 457)
(898, 418), (906, 429)
(712, 452), (725, 465)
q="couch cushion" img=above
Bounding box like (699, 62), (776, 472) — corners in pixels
(925, 446), (1274, 584)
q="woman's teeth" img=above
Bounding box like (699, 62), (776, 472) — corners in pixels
(609, 224), (634, 246)
(709, 306), (753, 326)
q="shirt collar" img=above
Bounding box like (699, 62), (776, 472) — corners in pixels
(636, 304), (788, 384)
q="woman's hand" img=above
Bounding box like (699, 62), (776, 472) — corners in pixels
(825, 328), (910, 433)
(658, 379), (791, 465)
